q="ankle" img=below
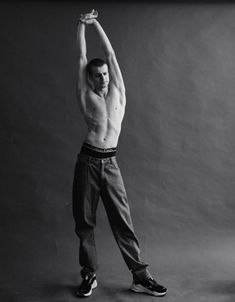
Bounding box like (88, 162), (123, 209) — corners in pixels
(132, 268), (153, 282)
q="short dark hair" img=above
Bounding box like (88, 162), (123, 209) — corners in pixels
(86, 58), (107, 77)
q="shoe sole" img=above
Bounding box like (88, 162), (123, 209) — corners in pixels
(130, 283), (167, 297)
(77, 280), (98, 297)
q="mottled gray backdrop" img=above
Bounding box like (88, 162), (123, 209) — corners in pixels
(0, 1), (235, 301)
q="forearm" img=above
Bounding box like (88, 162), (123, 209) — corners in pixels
(93, 19), (114, 56)
(77, 21), (87, 58)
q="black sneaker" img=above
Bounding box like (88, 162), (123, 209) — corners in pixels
(130, 277), (167, 297)
(77, 274), (97, 297)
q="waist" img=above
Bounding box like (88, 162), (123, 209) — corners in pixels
(80, 142), (117, 159)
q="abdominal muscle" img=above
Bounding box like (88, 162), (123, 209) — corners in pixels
(84, 111), (123, 149)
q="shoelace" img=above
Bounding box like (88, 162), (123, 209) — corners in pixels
(146, 278), (162, 289)
(83, 275), (96, 285)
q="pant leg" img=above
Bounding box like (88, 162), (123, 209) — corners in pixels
(100, 157), (149, 274)
(72, 154), (101, 276)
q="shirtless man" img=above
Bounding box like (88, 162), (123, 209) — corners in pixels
(73, 9), (167, 298)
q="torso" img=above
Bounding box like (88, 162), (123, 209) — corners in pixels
(81, 85), (126, 148)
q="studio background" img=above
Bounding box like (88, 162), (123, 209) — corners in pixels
(0, 1), (235, 301)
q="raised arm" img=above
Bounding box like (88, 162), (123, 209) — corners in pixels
(76, 21), (87, 112)
(77, 10), (125, 96)
(92, 19), (125, 94)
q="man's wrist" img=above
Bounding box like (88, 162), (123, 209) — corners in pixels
(77, 19), (85, 26)
(92, 19), (100, 29)
(77, 18), (98, 26)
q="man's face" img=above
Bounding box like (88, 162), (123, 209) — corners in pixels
(90, 64), (109, 91)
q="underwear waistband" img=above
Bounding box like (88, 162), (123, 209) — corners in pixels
(80, 143), (117, 158)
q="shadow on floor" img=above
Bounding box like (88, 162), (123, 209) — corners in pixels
(203, 280), (235, 302)
(205, 280), (235, 295)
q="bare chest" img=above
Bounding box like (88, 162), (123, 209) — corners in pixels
(85, 94), (124, 123)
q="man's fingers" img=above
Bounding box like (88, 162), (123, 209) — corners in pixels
(79, 10), (98, 24)
(84, 9), (98, 19)
(92, 9), (98, 18)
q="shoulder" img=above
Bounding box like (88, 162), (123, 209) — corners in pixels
(78, 85), (93, 99)
(81, 88), (102, 106)
(86, 88), (99, 101)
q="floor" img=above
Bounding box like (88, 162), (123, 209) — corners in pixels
(1, 229), (235, 302)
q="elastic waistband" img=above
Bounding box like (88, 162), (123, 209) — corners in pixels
(80, 143), (117, 159)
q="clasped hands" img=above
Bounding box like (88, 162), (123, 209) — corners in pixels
(79, 9), (98, 25)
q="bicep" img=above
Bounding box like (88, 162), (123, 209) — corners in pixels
(77, 56), (87, 93)
(76, 57), (88, 110)
(107, 52), (125, 93)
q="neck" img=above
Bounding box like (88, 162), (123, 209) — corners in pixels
(95, 87), (108, 98)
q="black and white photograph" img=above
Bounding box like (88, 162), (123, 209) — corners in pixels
(0, 1), (235, 301)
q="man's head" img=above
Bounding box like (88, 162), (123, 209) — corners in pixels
(86, 58), (109, 91)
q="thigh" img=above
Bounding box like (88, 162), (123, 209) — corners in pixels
(72, 155), (100, 222)
(105, 158), (127, 196)
(101, 159), (133, 226)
